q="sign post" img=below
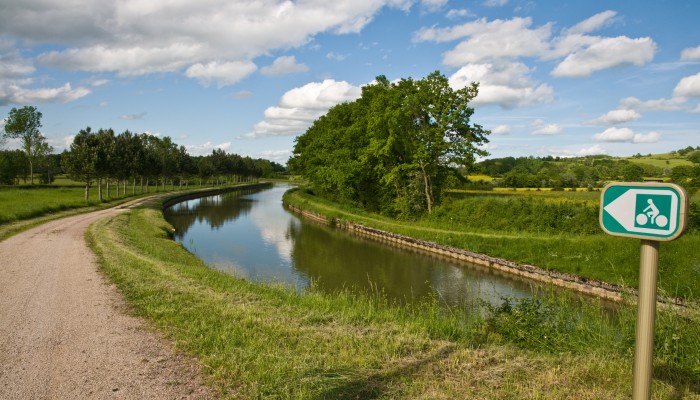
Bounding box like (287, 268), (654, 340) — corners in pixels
(600, 182), (688, 400)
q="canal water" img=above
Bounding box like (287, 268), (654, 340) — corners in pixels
(163, 184), (537, 307)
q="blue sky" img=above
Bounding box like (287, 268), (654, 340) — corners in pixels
(1, 0), (699, 164)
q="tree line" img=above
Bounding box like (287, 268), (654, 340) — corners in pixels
(475, 149), (700, 193)
(289, 71), (490, 217)
(2, 106), (286, 200)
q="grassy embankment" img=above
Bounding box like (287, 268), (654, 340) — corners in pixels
(83, 189), (700, 398)
(284, 188), (700, 303)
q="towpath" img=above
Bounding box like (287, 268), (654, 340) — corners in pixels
(0, 199), (214, 399)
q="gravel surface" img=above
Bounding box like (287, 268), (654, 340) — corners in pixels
(0, 201), (216, 399)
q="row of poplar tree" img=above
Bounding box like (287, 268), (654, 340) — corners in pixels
(2, 106), (286, 201)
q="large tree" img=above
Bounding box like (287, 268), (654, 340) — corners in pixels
(291, 71), (489, 216)
(3, 106), (48, 184)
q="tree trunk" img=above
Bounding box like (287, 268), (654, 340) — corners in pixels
(116, 179), (120, 197)
(98, 177), (103, 201)
(106, 178), (110, 198)
(419, 161), (433, 214)
(123, 180), (126, 195)
(145, 177), (149, 193)
(133, 177), (136, 195)
(84, 182), (90, 203)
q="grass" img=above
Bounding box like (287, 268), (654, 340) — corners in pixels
(626, 153), (693, 169)
(284, 189), (700, 302)
(84, 188), (700, 398)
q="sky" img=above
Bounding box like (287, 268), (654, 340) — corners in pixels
(1, 0), (699, 164)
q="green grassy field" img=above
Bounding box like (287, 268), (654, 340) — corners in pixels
(625, 153), (693, 169)
(83, 191), (699, 399)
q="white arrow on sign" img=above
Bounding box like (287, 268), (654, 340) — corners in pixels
(603, 188), (678, 236)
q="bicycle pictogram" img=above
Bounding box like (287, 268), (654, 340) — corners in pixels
(635, 198), (668, 228)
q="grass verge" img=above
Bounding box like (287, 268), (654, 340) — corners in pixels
(86, 192), (699, 399)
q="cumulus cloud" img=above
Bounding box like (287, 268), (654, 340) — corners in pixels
(245, 79), (362, 138)
(0, 82), (90, 106)
(5, 1), (409, 85)
(260, 56), (309, 76)
(619, 96), (686, 112)
(421, 0), (448, 12)
(551, 37), (656, 77)
(491, 124), (511, 134)
(673, 72), (700, 98)
(448, 62), (553, 108)
(577, 144), (607, 156)
(563, 10), (618, 36)
(593, 127), (660, 143)
(185, 61), (258, 88)
(531, 124), (562, 135)
(590, 109), (641, 125)
(257, 149), (292, 163)
(681, 45), (700, 61)
(415, 17), (551, 65)
(186, 141), (232, 156)
(446, 9), (473, 19)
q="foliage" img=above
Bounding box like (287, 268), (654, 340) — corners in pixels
(2, 106), (52, 184)
(290, 72), (489, 217)
(57, 126), (286, 201)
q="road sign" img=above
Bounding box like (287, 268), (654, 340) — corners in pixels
(599, 181), (689, 400)
(600, 182), (688, 241)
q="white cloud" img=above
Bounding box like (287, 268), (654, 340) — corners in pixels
(326, 52), (349, 61)
(421, 0), (448, 12)
(448, 62), (553, 109)
(185, 61), (257, 88)
(415, 17), (551, 65)
(446, 9), (473, 19)
(680, 45), (700, 61)
(590, 109), (641, 125)
(260, 56), (309, 76)
(632, 131), (660, 143)
(692, 104), (700, 113)
(0, 82), (90, 106)
(673, 72), (700, 97)
(593, 127), (634, 142)
(8, 1), (408, 84)
(232, 90), (253, 99)
(187, 141), (232, 156)
(491, 124), (511, 134)
(246, 79), (362, 138)
(563, 10), (618, 35)
(593, 127), (660, 143)
(552, 37), (656, 77)
(257, 149), (292, 163)
(577, 144), (607, 156)
(619, 96), (686, 112)
(120, 112), (147, 121)
(531, 124), (562, 135)
(483, 0), (508, 7)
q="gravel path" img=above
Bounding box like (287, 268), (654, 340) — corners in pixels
(0, 201), (215, 399)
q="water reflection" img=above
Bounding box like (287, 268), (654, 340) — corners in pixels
(164, 184), (535, 307)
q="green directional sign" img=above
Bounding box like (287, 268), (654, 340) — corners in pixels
(600, 182), (688, 241)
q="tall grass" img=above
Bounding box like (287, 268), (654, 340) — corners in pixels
(86, 194), (700, 398)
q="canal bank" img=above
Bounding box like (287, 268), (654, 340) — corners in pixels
(283, 190), (696, 312)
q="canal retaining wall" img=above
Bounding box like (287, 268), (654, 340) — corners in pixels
(286, 203), (645, 305)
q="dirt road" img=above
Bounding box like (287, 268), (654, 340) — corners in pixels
(0, 202), (214, 399)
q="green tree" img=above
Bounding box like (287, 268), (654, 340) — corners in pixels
(62, 127), (98, 202)
(3, 106), (47, 184)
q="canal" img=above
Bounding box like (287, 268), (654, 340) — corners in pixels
(163, 183), (538, 307)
